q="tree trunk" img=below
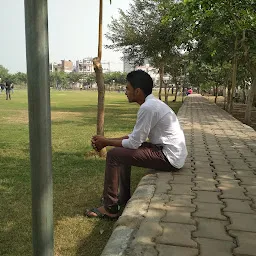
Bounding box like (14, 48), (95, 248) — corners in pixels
(158, 65), (164, 101)
(94, 0), (106, 157)
(223, 85), (227, 110)
(226, 83), (232, 111)
(98, 0), (103, 61)
(229, 37), (238, 113)
(242, 84), (246, 104)
(173, 77), (178, 102)
(214, 85), (218, 104)
(93, 58), (106, 157)
(164, 80), (168, 104)
(244, 70), (256, 125)
(171, 86), (174, 95)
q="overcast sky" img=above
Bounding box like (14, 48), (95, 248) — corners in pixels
(0, 0), (132, 73)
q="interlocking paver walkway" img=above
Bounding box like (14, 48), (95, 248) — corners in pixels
(101, 95), (256, 256)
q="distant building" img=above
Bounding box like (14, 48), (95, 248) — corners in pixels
(50, 60), (73, 73)
(76, 58), (94, 73)
(61, 60), (73, 73)
(75, 57), (110, 73)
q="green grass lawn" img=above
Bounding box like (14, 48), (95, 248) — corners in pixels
(0, 89), (182, 256)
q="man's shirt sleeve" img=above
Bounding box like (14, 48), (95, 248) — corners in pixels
(122, 106), (154, 149)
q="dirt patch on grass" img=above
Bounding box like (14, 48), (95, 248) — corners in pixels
(2, 110), (83, 124)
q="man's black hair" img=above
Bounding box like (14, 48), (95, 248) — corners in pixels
(126, 70), (153, 97)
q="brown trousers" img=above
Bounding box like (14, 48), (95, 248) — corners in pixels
(103, 143), (178, 211)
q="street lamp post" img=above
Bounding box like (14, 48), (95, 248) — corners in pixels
(24, 0), (53, 255)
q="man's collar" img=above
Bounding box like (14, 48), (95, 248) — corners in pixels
(145, 94), (154, 101)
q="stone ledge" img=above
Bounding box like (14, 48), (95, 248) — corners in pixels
(101, 174), (156, 256)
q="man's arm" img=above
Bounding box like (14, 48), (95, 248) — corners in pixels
(92, 135), (129, 151)
(108, 136), (129, 141)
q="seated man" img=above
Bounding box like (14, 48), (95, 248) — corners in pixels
(86, 70), (187, 219)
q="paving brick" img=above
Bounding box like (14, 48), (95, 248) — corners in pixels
(217, 172), (236, 180)
(170, 184), (195, 195)
(156, 244), (198, 256)
(195, 238), (235, 256)
(207, 146), (222, 151)
(193, 218), (233, 241)
(193, 173), (216, 181)
(225, 153), (243, 159)
(131, 219), (162, 247)
(229, 230), (256, 256)
(194, 162), (212, 169)
(210, 156), (228, 162)
(193, 167), (214, 173)
(183, 162), (194, 169)
(217, 179), (240, 187)
(239, 177), (256, 185)
(213, 166), (234, 172)
(162, 206), (196, 224)
(244, 185), (256, 196)
(242, 152), (256, 158)
(148, 195), (170, 211)
(174, 168), (194, 176)
(219, 186), (249, 200)
(154, 180), (171, 195)
(235, 170), (256, 178)
(226, 212), (256, 232)
(157, 223), (197, 247)
(248, 195), (256, 209)
(210, 151), (225, 156)
(170, 175), (192, 184)
(193, 202), (226, 220)
(247, 161), (256, 168)
(212, 164), (233, 171)
(222, 199), (255, 214)
(193, 156), (210, 162)
(193, 181), (218, 192)
(232, 165), (253, 171)
(193, 191), (222, 204)
(228, 159), (248, 166)
(167, 195), (196, 208)
(211, 159), (230, 166)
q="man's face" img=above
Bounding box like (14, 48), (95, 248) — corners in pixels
(125, 82), (137, 103)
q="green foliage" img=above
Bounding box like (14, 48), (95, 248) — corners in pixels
(106, 0), (188, 69)
(11, 72), (27, 85)
(0, 65), (9, 82)
(104, 72), (127, 85)
(67, 72), (83, 84)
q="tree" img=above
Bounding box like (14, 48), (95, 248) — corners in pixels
(12, 72), (27, 86)
(49, 71), (68, 89)
(184, 0), (256, 123)
(0, 65), (9, 82)
(67, 72), (83, 87)
(93, 0), (112, 157)
(106, 0), (188, 104)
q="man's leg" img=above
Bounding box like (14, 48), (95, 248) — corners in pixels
(119, 164), (131, 206)
(103, 146), (176, 212)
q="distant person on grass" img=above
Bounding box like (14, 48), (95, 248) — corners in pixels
(5, 81), (12, 100)
(86, 70), (187, 219)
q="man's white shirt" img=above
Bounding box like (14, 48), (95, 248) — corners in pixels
(122, 94), (187, 169)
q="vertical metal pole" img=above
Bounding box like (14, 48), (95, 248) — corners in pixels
(24, 1), (53, 255)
